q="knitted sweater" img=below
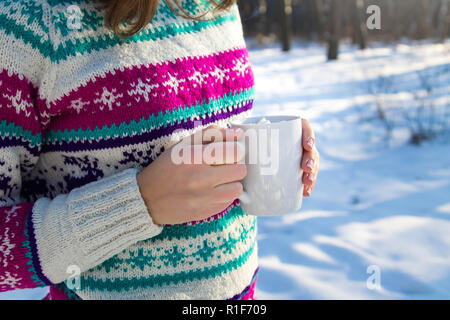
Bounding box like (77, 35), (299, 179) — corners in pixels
(0, 0), (257, 300)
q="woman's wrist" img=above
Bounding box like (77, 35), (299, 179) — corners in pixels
(136, 170), (158, 224)
(32, 168), (164, 283)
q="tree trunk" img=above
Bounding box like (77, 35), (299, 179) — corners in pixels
(328, 0), (341, 60)
(437, 0), (450, 42)
(277, 0), (293, 51)
(351, 0), (367, 49)
(311, 0), (325, 40)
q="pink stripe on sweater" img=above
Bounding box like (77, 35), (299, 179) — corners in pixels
(0, 70), (44, 135)
(241, 275), (258, 300)
(0, 203), (40, 292)
(47, 48), (254, 133)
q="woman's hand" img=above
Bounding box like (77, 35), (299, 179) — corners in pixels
(136, 126), (246, 225)
(300, 119), (320, 197)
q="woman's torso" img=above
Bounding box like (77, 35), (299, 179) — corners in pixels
(21, 0), (257, 299)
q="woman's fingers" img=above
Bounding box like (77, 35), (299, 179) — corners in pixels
(203, 141), (245, 165)
(302, 118), (316, 152)
(300, 118), (319, 197)
(301, 147), (320, 197)
(301, 149), (315, 174)
(177, 125), (243, 146)
(202, 126), (243, 143)
(171, 141), (245, 166)
(210, 163), (247, 187)
(211, 181), (244, 203)
(303, 170), (317, 197)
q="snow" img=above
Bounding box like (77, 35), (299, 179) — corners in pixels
(250, 40), (450, 300)
(1, 40), (449, 300)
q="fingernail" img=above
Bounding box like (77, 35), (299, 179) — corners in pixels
(306, 188), (311, 196)
(306, 159), (314, 170)
(307, 137), (314, 149)
(308, 173), (315, 182)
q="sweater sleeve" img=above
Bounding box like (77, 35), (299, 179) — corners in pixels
(0, 0), (163, 292)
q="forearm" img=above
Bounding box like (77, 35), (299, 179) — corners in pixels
(0, 168), (163, 291)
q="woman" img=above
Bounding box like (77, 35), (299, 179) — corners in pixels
(0, 0), (319, 299)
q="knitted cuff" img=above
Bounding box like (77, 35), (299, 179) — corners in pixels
(32, 168), (163, 283)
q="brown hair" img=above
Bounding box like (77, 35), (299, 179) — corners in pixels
(97, 0), (236, 38)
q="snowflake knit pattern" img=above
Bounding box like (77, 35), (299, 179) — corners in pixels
(0, 0), (258, 299)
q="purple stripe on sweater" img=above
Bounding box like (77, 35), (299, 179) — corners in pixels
(42, 100), (253, 153)
(228, 267), (259, 300)
(26, 210), (53, 286)
(0, 136), (41, 156)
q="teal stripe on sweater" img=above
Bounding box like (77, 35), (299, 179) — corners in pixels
(79, 238), (257, 291)
(93, 209), (256, 275)
(0, 7), (236, 63)
(149, 204), (251, 242)
(22, 216), (48, 288)
(0, 120), (42, 148)
(50, 15), (236, 63)
(0, 12), (53, 58)
(44, 87), (255, 144)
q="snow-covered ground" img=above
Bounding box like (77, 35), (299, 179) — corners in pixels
(1, 40), (449, 300)
(250, 40), (450, 300)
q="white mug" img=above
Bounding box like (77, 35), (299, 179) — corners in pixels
(231, 115), (304, 216)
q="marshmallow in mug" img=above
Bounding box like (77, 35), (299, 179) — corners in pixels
(257, 117), (271, 125)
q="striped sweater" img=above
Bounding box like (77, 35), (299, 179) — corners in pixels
(0, 0), (258, 299)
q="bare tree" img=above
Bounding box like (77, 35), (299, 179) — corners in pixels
(350, 0), (367, 49)
(238, 0), (449, 50)
(277, 0), (293, 51)
(327, 0), (341, 60)
(437, 0), (450, 42)
(311, 0), (325, 38)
